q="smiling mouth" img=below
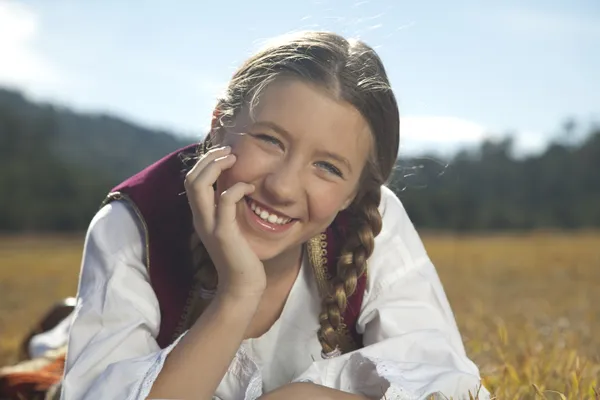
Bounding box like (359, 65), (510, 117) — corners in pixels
(244, 196), (295, 226)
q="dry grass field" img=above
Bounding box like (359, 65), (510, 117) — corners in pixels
(0, 232), (598, 399)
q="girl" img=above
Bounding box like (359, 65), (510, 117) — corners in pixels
(58, 31), (487, 399)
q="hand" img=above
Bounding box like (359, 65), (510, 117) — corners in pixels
(185, 145), (266, 298)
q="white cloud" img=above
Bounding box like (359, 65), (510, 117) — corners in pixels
(398, 116), (487, 156)
(511, 130), (549, 156)
(0, 0), (60, 89)
(401, 115), (487, 142)
(399, 115), (547, 157)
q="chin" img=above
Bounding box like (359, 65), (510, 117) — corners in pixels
(246, 236), (289, 262)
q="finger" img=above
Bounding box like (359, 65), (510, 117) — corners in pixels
(217, 182), (255, 225)
(192, 154), (237, 192)
(185, 145), (231, 183)
(188, 155), (237, 229)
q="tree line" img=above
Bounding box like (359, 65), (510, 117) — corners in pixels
(392, 130), (600, 231)
(0, 88), (598, 232)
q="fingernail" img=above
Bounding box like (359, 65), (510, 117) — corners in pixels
(222, 146), (231, 152)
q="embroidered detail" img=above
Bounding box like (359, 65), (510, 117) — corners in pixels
(343, 354), (424, 400)
(321, 346), (342, 359)
(307, 233), (330, 296)
(101, 192), (150, 273)
(379, 386), (423, 400)
(232, 346), (263, 400)
(132, 331), (188, 400)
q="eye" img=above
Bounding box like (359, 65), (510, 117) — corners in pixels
(254, 134), (283, 148)
(315, 161), (343, 178)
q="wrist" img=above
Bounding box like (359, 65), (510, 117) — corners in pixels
(217, 279), (266, 301)
(193, 291), (260, 332)
(214, 288), (263, 309)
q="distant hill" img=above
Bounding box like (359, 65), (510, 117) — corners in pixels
(0, 88), (197, 183)
(0, 88), (196, 232)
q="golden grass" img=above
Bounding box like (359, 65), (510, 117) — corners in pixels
(0, 235), (83, 365)
(425, 231), (600, 399)
(0, 232), (599, 399)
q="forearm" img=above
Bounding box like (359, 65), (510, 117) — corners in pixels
(148, 293), (260, 399)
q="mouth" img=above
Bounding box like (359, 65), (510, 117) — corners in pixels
(243, 196), (297, 233)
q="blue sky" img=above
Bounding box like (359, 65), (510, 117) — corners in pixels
(0, 0), (598, 156)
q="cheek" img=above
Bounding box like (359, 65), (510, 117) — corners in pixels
(306, 188), (349, 225)
(216, 140), (273, 190)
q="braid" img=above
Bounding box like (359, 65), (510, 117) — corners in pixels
(317, 187), (383, 353)
(185, 232), (219, 325)
(189, 232), (218, 290)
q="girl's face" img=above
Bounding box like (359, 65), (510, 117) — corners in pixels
(216, 79), (373, 262)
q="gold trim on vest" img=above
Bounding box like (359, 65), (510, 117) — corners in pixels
(307, 233), (330, 295)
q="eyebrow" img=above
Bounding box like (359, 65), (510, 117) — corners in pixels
(316, 150), (353, 174)
(251, 120), (353, 174)
(250, 121), (292, 139)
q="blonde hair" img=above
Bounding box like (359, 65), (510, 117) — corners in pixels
(189, 31), (399, 353)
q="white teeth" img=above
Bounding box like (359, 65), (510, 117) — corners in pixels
(249, 200), (291, 225)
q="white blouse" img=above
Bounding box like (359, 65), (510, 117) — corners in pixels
(55, 186), (489, 400)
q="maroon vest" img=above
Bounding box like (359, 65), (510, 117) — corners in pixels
(102, 144), (366, 352)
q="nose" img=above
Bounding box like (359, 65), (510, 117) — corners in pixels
(263, 160), (303, 205)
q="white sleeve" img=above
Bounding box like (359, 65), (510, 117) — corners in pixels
(293, 186), (490, 400)
(60, 201), (186, 400)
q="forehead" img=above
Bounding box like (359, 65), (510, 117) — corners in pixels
(247, 79), (372, 162)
